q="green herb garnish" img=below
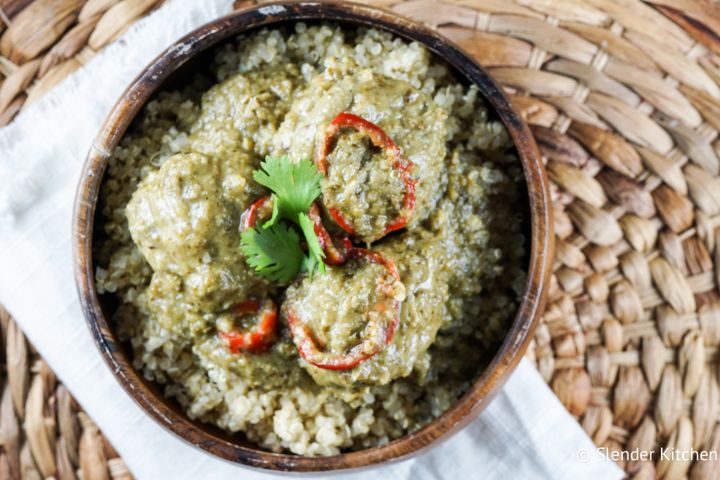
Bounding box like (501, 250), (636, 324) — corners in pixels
(241, 223), (305, 283)
(253, 156), (323, 227)
(242, 156), (326, 281)
(299, 212), (325, 276)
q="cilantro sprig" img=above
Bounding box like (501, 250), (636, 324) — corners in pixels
(241, 156), (326, 282)
(241, 223), (304, 283)
(253, 156), (323, 227)
(298, 212), (324, 274)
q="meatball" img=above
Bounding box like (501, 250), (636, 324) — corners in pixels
(283, 230), (449, 387)
(189, 65), (300, 158)
(145, 271), (212, 336)
(126, 152), (264, 311)
(275, 69), (448, 243)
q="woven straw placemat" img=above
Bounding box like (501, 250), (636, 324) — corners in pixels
(0, 306), (131, 479)
(2, 0), (720, 479)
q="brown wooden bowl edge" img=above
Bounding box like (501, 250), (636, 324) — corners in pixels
(72, 0), (555, 472)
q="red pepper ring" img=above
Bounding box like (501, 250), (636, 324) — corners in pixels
(286, 248), (402, 370)
(308, 203), (352, 266)
(240, 195), (273, 231)
(219, 299), (278, 353)
(242, 197), (352, 266)
(315, 112), (417, 237)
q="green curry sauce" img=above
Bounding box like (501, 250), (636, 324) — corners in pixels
(96, 25), (526, 454)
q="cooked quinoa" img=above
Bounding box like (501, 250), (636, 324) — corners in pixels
(94, 24), (527, 456)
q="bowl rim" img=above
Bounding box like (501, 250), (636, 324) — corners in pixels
(73, 0), (554, 472)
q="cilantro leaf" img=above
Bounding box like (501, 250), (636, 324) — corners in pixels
(240, 223), (304, 283)
(298, 212), (325, 276)
(242, 156), (329, 282)
(253, 156), (322, 227)
(302, 254), (319, 276)
(265, 193), (281, 228)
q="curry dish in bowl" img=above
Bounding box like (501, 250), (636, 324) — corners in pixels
(94, 22), (526, 457)
(77, 3), (552, 468)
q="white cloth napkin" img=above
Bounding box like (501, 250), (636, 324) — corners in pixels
(0, 1), (624, 478)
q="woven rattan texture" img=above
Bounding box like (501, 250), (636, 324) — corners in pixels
(3, 0), (720, 478)
(0, 0), (167, 126)
(0, 306), (132, 479)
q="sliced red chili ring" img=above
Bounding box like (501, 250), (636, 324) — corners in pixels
(327, 207), (357, 236)
(315, 112), (417, 238)
(242, 197), (352, 266)
(219, 298), (278, 353)
(308, 203), (352, 266)
(240, 195), (352, 266)
(240, 195), (273, 231)
(286, 248), (402, 370)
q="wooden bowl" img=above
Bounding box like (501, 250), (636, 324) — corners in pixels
(73, 0), (554, 472)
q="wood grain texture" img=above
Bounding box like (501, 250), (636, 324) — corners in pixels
(72, 1), (553, 472)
